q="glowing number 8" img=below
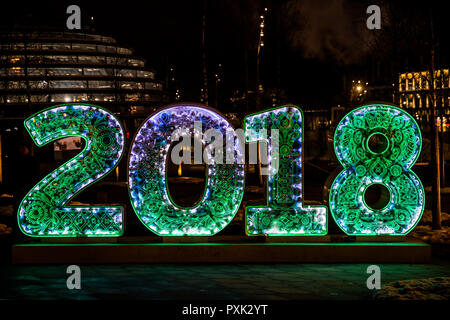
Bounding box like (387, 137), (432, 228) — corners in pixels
(329, 104), (424, 235)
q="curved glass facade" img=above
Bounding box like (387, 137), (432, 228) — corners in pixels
(0, 30), (167, 116)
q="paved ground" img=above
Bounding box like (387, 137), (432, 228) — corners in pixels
(1, 261), (449, 300)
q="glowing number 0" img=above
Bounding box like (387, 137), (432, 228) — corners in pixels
(127, 104), (245, 236)
(244, 106), (328, 235)
(18, 104), (125, 237)
(329, 104), (424, 235)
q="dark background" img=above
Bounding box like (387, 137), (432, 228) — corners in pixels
(1, 0), (449, 108)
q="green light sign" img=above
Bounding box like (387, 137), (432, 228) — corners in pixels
(128, 104), (245, 236)
(18, 103), (424, 238)
(329, 104), (424, 235)
(244, 106), (328, 235)
(19, 104), (125, 237)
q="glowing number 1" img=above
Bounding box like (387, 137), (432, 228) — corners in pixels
(244, 106), (328, 235)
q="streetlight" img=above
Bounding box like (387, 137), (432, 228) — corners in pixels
(257, 9), (266, 94)
(351, 80), (368, 104)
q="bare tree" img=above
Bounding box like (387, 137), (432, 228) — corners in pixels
(367, 3), (443, 229)
(428, 11), (442, 229)
(201, 0), (208, 105)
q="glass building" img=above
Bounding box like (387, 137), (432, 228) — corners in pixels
(398, 69), (450, 131)
(0, 30), (167, 116)
(0, 29), (168, 186)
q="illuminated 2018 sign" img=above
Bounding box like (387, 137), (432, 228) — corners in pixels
(18, 103), (424, 237)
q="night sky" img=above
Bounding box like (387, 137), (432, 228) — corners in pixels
(1, 0), (449, 108)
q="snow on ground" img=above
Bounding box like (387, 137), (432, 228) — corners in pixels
(375, 277), (450, 300)
(419, 209), (450, 225)
(411, 225), (450, 244)
(411, 209), (450, 244)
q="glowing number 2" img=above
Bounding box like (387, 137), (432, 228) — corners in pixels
(244, 106), (328, 235)
(127, 104), (245, 236)
(329, 104), (424, 235)
(18, 104), (125, 237)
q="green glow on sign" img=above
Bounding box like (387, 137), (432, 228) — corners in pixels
(244, 106), (328, 236)
(128, 104), (245, 236)
(18, 104), (125, 237)
(18, 102), (425, 239)
(329, 104), (424, 235)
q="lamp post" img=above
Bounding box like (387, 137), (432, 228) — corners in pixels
(256, 7), (268, 186)
(256, 8), (267, 99)
(201, 0), (208, 105)
(350, 80), (368, 106)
